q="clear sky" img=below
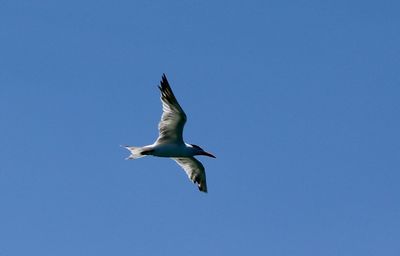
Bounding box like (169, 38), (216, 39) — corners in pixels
(1, 0), (399, 255)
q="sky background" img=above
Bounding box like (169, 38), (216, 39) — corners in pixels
(1, 0), (399, 255)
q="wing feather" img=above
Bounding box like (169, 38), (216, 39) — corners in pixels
(156, 74), (187, 144)
(173, 157), (208, 193)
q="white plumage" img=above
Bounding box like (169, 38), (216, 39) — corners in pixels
(124, 74), (215, 193)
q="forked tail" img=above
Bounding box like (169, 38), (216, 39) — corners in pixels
(123, 146), (147, 160)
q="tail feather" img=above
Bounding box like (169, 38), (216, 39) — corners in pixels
(123, 146), (147, 160)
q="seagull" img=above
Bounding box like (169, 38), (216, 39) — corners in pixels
(124, 74), (215, 193)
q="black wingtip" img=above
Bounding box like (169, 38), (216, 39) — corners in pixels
(193, 173), (208, 193)
(160, 73), (170, 88)
(199, 185), (208, 193)
(162, 73), (168, 82)
(198, 181), (208, 193)
(158, 74), (167, 91)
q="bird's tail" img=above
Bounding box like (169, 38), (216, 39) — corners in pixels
(123, 146), (147, 160)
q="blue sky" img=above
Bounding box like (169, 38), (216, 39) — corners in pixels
(1, 0), (399, 255)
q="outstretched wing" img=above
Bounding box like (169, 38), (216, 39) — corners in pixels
(173, 157), (208, 193)
(156, 74), (187, 144)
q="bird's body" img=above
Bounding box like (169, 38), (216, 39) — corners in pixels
(124, 74), (215, 193)
(128, 143), (200, 158)
(149, 143), (199, 158)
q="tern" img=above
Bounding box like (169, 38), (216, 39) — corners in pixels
(124, 74), (215, 193)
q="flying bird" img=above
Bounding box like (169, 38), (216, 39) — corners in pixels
(124, 74), (215, 193)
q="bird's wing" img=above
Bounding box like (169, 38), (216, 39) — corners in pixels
(173, 157), (208, 193)
(156, 74), (187, 144)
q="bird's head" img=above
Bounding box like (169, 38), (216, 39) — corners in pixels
(189, 144), (216, 158)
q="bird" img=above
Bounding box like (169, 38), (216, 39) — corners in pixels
(124, 74), (215, 193)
